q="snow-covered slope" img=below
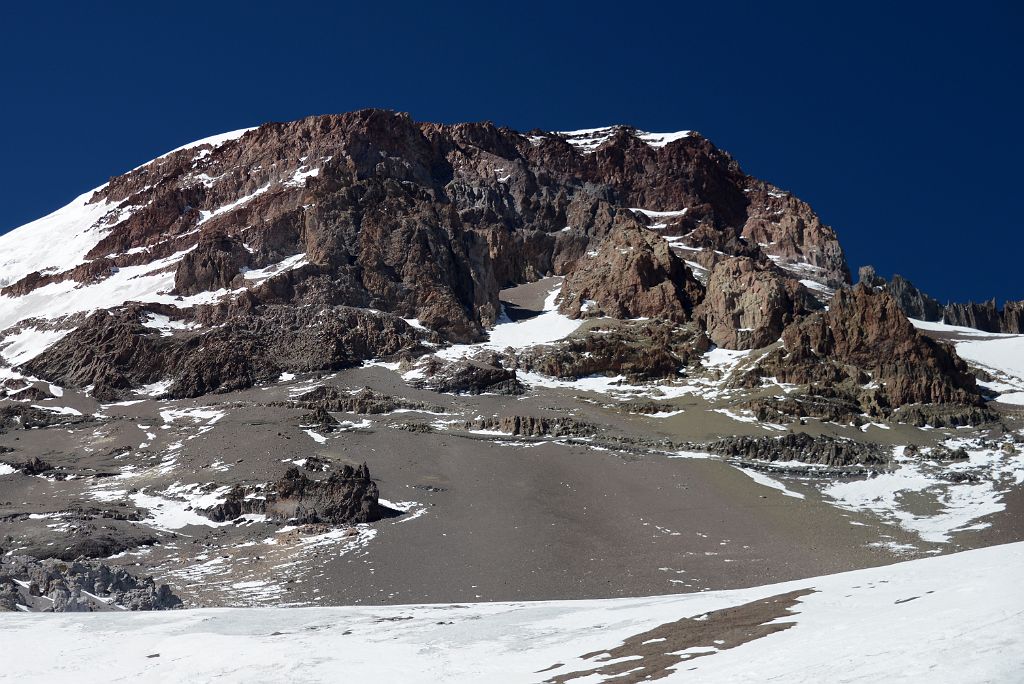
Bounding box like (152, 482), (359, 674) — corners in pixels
(0, 128), (252, 290)
(3, 542), (1021, 683)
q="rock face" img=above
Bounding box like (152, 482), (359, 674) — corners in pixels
(858, 266), (942, 322)
(558, 224), (704, 322)
(758, 285), (985, 422)
(859, 266), (1023, 333)
(943, 299), (1024, 334)
(174, 232), (250, 295)
(24, 304), (429, 399)
(700, 257), (819, 350)
(0, 555), (182, 612)
(202, 463), (387, 525)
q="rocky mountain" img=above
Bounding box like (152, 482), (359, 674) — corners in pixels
(1, 110), (1021, 615)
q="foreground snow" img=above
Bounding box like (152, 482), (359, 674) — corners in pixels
(3, 542), (1021, 683)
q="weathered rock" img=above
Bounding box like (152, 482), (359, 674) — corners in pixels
(709, 433), (888, 468)
(202, 463), (388, 526)
(415, 356), (524, 395)
(25, 305), (429, 399)
(700, 257), (819, 350)
(287, 386), (445, 415)
(466, 415), (597, 438)
(174, 232), (250, 295)
(0, 555), (182, 611)
(558, 224), (704, 322)
(760, 285), (984, 420)
(516, 320), (709, 382)
(858, 266), (943, 322)
(298, 406), (340, 432)
(859, 266), (1024, 334)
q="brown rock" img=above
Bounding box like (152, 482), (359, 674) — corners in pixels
(558, 224), (704, 322)
(699, 256), (819, 350)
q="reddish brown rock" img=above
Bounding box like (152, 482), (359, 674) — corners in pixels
(699, 256), (819, 350)
(174, 232), (250, 296)
(767, 285), (983, 410)
(558, 224), (704, 322)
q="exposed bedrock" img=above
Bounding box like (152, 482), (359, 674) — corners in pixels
(0, 555), (181, 612)
(9, 110), (849, 345)
(515, 320), (710, 382)
(201, 463), (390, 526)
(465, 415), (597, 438)
(709, 433), (889, 468)
(22, 304), (429, 400)
(174, 232), (251, 295)
(764, 285), (982, 408)
(859, 265), (1024, 334)
(699, 256), (820, 350)
(558, 224), (704, 322)
(414, 355), (524, 395)
(285, 386), (445, 415)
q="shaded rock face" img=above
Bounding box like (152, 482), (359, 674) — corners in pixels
(516, 320), (710, 382)
(943, 299), (1024, 334)
(700, 257), (819, 350)
(558, 224), (704, 322)
(859, 266), (1024, 334)
(0, 555), (181, 612)
(174, 232), (251, 295)
(760, 285), (984, 421)
(858, 266), (942, 322)
(23, 305), (429, 400)
(202, 463), (386, 526)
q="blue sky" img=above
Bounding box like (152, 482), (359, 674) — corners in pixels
(2, 1), (1019, 303)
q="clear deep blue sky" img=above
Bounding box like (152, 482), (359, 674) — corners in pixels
(2, 1), (1019, 303)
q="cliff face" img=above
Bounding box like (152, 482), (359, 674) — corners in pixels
(699, 256), (820, 350)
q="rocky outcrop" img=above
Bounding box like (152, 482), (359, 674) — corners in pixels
(298, 406), (340, 432)
(174, 232), (250, 295)
(741, 184), (850, 288)
(201, 463), (388, 525)
(943, 299), (1024, 334)
(286, 386), (445, 415)
(699, 257), (820, 350)
(414, 356), (524, 395)
(758, 285), (985, 423)
(466, 415), (597, 438)
(858, 266), (942, 322)
(23, 304), (430, 400)
(859, 266), (1023, 334)
(0, 405), (91, 432)
(558, 224), (704, 322)
(9, 111), (849, 342)
(710, 433), (889, 469)
(516, 320), (710, 382)
(0, 555), (181, 611)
